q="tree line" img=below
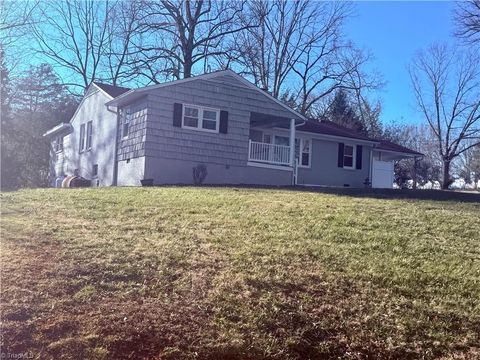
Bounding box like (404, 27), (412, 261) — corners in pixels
(1, 0), (479, 190)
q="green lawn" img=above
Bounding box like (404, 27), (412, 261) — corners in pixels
(1, 187), (479, 359)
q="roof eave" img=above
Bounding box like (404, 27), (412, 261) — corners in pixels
(374, 148), (424, 157)
(105, 70), (306, 121)
(43, 123), (72, 137)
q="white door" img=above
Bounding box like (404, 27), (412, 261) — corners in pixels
(372, 159), (394, 188)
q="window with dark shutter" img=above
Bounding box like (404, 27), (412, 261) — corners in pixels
(356, 145), (363, 169)
(337, 143), (344, 167)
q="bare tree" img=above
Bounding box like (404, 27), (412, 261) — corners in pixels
(0, 1), (39, 76)
(233, 0), (380, 116)
(455, 142), (480, 187)
(137, 0), (254, 82)
(102, 0), (148, 86)
(409, 43), (480, 189)
(455, 0), (480, 45)
(31, 0), (112, 93)
(0, 1), (38, 44)
(293, 42), (382, 115)
(234, 0), (328, 98)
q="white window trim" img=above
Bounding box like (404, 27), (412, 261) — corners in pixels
(269, 133), (312, 168)
(86, 121), (93, 151)
(54, 136), (63, 153)
(298, 138), (311, 168)
(121, 108), (130, 139)
(79, 123), (86, 153)
(343, 144), (356, 170)
(182, 104), (220, 133)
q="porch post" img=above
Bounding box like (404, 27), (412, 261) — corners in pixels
(289, 118), (295, 167)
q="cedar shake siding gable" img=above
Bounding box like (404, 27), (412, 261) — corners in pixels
(116, 99), (148, 161)
(141, 76), (300, 167)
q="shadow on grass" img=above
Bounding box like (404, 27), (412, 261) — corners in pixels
(152, 184), (480, 203)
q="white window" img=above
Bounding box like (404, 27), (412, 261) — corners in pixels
(295, 138), (311, 167)
(274, 135), (289, 146)
(182, 104), (219, 133)
(268, 134), (312, 167)
(295, 139), (311, 167)
(54, 136), (63, 153)
(343, 144), (355, 169)
(79, 124), (86, 152)
(86, 121), (93, 150)
(121, 109), (131, 138)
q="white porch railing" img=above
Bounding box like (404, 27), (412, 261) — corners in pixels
(248, 140), (291, 166)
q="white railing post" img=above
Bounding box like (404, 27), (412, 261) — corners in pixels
(248, 139), (252, 161)
(248, 140), (292, 166)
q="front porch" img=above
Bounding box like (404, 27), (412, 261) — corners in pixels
(247, 112), (299, 168)
(248, 140), (291, 166)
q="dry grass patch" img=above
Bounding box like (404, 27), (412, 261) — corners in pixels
(1, 187), (479, 359)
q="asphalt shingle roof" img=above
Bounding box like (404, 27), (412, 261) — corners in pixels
(94, 82), (130, 98)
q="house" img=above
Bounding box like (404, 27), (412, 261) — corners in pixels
(43, 70), (422, 189)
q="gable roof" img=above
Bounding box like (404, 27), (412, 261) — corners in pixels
(106, 69), (306, 121)
(93, 82), (130, 98)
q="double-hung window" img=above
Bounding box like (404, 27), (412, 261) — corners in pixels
(79, 124), (86, 152)
(54, 136), (63, 153)
(79, 121), (93, 153)
(343, 144), (354, 168)
(294, 138), (311, 167)
(182, 104), (219, 133)
(121, 109), (131, 138)
(86, 121), (93, 150)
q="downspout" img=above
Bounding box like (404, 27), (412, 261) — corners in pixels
(289, 119), (296, 185)
(369, 147), (374, 186)
(291, 120), (306, 186)
(107, 104), (120, 186)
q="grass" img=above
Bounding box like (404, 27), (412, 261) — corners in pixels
(1, 187), (479, 359)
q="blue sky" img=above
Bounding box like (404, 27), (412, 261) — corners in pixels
(345, 1), (456, 126)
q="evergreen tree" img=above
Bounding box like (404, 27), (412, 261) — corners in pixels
(1, 62), (78, 190)
(326, 89), (366, 134)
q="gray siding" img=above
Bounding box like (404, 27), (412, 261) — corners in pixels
(297, 139), (372, 187)
(144, 157), (292, 185)
(117, 99), (148, 160)
(144, 75), (300, 168)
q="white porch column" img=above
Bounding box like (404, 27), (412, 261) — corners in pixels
(289, 118), (295, 167)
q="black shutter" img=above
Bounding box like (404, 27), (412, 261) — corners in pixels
(337, 143), (344, 167)
(356, 145), (363, 169)
(219, 110), (228, 134)
(173, 103), (182, 127)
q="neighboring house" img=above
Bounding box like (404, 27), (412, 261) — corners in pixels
(44, 70), (422, 189)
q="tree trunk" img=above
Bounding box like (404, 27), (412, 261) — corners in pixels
(184, 56), (192, 78)
(442, 159), (451, 190)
